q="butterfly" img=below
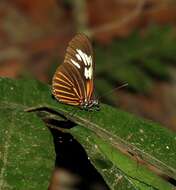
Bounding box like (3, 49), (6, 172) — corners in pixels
(52, 34), (99, 110)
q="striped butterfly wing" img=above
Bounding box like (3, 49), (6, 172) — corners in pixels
(52, 34), (94, 106)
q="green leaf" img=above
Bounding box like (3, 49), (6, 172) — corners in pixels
(67, 106), (176, 189)
(0, 108), (55, 190)
(0, 77), (176, 190)
(70, 126), (164, 190)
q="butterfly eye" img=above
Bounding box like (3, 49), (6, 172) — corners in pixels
(52, 33), (98, 110)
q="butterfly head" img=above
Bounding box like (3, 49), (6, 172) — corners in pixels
(80, 98), (99, 111)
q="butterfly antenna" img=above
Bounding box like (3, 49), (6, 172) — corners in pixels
(97, 83), (128, 101)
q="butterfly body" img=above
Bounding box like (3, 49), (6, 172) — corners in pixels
(52, 34), (99, 110)
(80, 98), (99, 110)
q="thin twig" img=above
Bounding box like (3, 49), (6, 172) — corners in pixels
(71, 0), (88, 33)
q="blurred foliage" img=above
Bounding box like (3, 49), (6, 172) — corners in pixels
(94, 25), (176, 104)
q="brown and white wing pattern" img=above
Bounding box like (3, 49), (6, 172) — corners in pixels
(52, 33), (94, 106)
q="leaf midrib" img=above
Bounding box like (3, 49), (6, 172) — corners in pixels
(65, 113), (176, 179)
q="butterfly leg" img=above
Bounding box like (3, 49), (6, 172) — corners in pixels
(95, 104), (100, 111)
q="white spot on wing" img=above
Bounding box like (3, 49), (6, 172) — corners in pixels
(86, 54), (92, 66)
(76, 49), (87, 65)
(88, 56), (92, 66)
(76, 54), (81, 61)
(84, 64), (93, 79)
(70, 59), (80, 69)
(75, 49), (93, 79)
(76, 49), (92, 66)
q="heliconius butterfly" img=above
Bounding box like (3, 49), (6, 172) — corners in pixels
(52, 33), (99, 110)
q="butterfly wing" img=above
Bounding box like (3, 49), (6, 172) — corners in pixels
(52, 34), (94, 106)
